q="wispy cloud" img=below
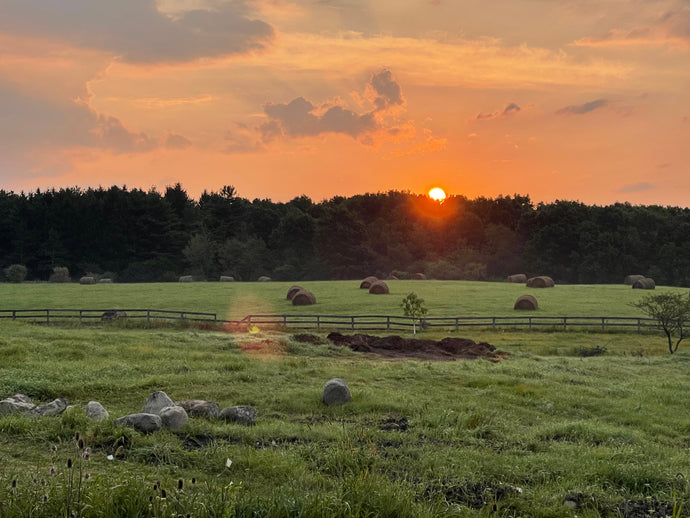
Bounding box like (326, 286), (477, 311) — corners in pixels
(474, 102), (521, 121)
(619, 182), (654, 193)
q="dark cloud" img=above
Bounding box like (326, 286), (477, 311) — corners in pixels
(556, 99), (608, 115)
(619, 182), (654, 193)
(0, 0), (274, 63)
(260, 70), (404, 143)
(474, 102), (521, 121)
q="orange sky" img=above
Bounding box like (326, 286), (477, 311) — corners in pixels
(1, 0), (689, 206)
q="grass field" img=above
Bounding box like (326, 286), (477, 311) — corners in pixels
(2, 280), (688, 319)
(1, 281), (689, 517)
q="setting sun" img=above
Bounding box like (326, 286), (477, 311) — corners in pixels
(428, 187), (447, 202)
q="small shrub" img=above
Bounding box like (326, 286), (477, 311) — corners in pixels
(4, 264), (27, 283)
(49, 266), (71, 283)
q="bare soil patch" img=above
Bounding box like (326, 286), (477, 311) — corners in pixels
(325, 332), (507, 362)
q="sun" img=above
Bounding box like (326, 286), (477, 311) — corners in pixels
(428, 187), (447, 202)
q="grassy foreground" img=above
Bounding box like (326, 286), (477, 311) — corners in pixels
(1, 314), (690, 517)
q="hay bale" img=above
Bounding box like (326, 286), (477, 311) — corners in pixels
(369, 280), (389, 294)
(411, 273), (427, 280)
(514, 294), (538, 310)
(98, 278), (113, 284)
(624, 275), (645, 285)
(507, 274), (527, 283)
(220, 275), (235, 282)
(79, 276), (95, 285)
(292, 289), (316, 305)
(257, 276), (272, 282)
(526, 276), (554, 288)
(360, 276), (378, 289)
(179, 275), (193, 282)
(287, 285), (303, 300)
(632, 277), (655, 290)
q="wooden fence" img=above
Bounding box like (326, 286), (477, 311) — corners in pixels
(0, 309), (658, 333)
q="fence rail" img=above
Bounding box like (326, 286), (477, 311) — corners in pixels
(0, 309), (659, 333)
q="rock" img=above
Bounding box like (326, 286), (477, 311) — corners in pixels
(176, 399), (220, 418)
(219, 405), (257, 426)
(159, 406), (188, 430)
(322, 378), (351, 405)
(27, 398), (69, 417)
(142, 391), (174, 415)
(86, 401), (110, 421)
(0, 394), (36, 415)
(114, 413), (162, 433)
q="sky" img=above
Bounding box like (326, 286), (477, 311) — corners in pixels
(1, 0), (689, 206)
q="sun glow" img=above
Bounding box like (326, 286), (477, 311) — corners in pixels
(428, 187), (447, 202)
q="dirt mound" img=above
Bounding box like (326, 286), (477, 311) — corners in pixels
(326, 332), (507, 362)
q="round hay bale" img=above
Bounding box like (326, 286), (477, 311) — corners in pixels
(632, 277), (655, 290)
(526, 276), (554, 288)
(360, 276), (378, 289)
(287, 285), (303, 300)
(514, 294), (538, 310)
(386, 274), (399, 280)
(369, 280), (389, 294)
(257, 276), (272, 282)
(79, 276), (95, 285)
(411, 273), (427, 280)
(623, 274), (645, 285)
(507, 274), (527, 283)
(292, 289), (316, 305)
(220, 275), (235, 282)
(98, 278), (113, 283)
(179, 275), (193, 282)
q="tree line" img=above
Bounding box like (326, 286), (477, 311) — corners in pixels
(1, 184), (689, 286)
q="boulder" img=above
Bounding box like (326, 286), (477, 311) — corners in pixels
(142, 391), (174, 415)
(0, 394), (36, 415)
(27, 398), (69, 417)
(323, 378), (351, 405)
(159, 405), (188, 431)
(176, 399), (220, 418)
(219, 405), (257, 426)
(86, 401), (110, 421)
(114, 413), (162, 433)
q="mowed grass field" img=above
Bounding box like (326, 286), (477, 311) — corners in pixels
(1, 281), (690, 517)
(2, 280), (688, 319)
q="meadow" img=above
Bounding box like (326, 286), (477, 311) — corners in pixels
(1, 281), (689, 517)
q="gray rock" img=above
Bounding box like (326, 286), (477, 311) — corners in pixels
(86, 401), (110, 421)
(176, 399), (220, 418)
(0, 394), (36, 415)
(27, 398), (69, 417)
(114, 413), (162, 433)
(323, 378), (351, 405)
(219, 405), (257, 426)
(142, 391), (174, 415)
(159, 405), (188, 430)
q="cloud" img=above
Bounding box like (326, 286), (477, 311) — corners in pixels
(0, 80), (156, 154)
(572, 7), (690, 49)
(0, 0), (275, 63)
(619, 182), (654, 193)
(474, 102), (521, 121)
(164, 133), (192, 150)
(260, 69), (407, 143)
(556, 99), (608, 115)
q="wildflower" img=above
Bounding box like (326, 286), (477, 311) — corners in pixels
(40, 479), (46, 486)
(84, 473), (91, 480)
(78, 438), (84, 449)
(178, 479), (184, 490)
(43, 494), (48, 503)
(191, 477), (196, 485)
(11, 479), (17, 488)
(225, 458), (232, 468)
(106, 455), (114, 461)
(82, 451), (90, 461)
(50, 466), (56, 475)
(67, 458), (73, 469)
(161, 489), (167, 499)
(51, 444), (58, 452)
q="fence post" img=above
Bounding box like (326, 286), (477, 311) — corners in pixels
(79, 310), (83, 325)
(563, 317), (567, 330)
(283, 315), (287, 327)
(147, 310), (151, 324)
(492, 317), (496, 329)
(637, 318), (641, 334)
(317, 315), (320, 330)
(601, 317), (605, 331)
(528, 317), (532, 331)
(455, 318), (459, 331)
(46, 309), (50, 326)
(12, 310), (16, 321)
(351, 316), (355, 330)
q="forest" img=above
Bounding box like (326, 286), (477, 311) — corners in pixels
(1, 184), (689, 286)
